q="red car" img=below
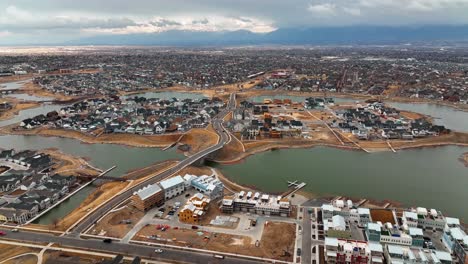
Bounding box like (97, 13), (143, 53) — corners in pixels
(0, 231), (6, 236)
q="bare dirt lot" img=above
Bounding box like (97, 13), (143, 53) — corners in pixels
(88, 204), (144, 238)
(134, 221), (295, 261)
(0, 244), (39, 263)
(47, 181), (129, 231)
(42, 251), (110, 264)
(179, 126), (219, 154)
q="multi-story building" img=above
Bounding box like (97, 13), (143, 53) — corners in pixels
(402, 211), (419, 228)
(415, 207), (446, 231)
(178, 193), (210, 224)
(325, 215), (352, 239)
(443, 226), (468, 264)
(366, 222), (414, 247)
(321, 202), (372, 225)
(185, 175), (224, 200)
(409, 228), (425, 248)
(325, 237), (372, 264)
(159, 176), (185, 200)
(131, 184), (164, 211)
(221, 191), (291, 217)
(384, 244), (453, 264)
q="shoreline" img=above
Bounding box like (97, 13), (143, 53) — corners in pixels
(211, 132), (468, 165)
(460, 152), (468, 167)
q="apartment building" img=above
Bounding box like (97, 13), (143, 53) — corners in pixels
(183, 174), (224, 200)
(132, 184), (164, 211)
(321, 201), (372, 225)
(442, 226), (468, 264)
(384, 244), (452, 264)
(159, 176), (185, 200)
(324, 237), (377, 264)
(178, 193), (211, 224)
(325, 215), (352, 239)
(221, 191), (291, 217)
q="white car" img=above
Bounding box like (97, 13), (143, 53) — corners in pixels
(155, 249), (163, 253)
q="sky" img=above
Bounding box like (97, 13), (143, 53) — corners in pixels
(1, 0), (468, 44)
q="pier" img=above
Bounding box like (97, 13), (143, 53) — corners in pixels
(282, 180), (307, 198)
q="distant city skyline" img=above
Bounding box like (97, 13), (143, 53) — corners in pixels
(2, 0), (468, 44)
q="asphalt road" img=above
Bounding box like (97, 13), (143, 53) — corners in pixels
(70, 93), (236, 234)
(0, 93), (273, 264)
(0, 228), (266, 264)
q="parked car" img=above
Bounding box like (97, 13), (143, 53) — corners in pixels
(103, 238), (112, 243)
(11, 229), (19, 232)
(154, 249), (163, 253)
(191, 225), (199, 230)
(297, 248), (302, 256)
(0, 231), (6, 236)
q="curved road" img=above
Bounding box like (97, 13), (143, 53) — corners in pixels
(70, 93), (236, 234)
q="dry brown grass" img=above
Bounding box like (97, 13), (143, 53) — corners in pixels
(0, 97), (40, 121)
(0, 245), (39, 263)
(88, 204), (144, 238)
(370, 209), (396, 224)
(42, 251), (110, 264)
(49, 181), (129, 231)
(41, 148), (100, 176)
(179, 126), (219, 154)
(8, 127), (182, 148)
(136, 221), (295, 261)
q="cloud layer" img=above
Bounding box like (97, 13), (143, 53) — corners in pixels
(1, 0), (468, 44)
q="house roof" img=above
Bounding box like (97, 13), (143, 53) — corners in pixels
(133, 184), (162, 200)
(358, 207), (370, 215)
(325, 237), (338, 247)
(445, 217), (460, 226)
(368, 242), (383, 253)
(367, 222), (381, 232)
(409, 227), (423, 236)
(450, 227), (466, 240)
(387, 245), (404, 255)
(159, 176), (184, 190)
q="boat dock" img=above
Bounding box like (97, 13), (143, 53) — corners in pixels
(282, 180), (307, 198)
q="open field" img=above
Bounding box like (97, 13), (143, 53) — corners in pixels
(133, 221), (295, 261)
(179, 126), (219, 154)
(42, 250), (111, 264)
(41, 148), (100, 176)
(88, 204), (144, 238)
(0, 244), (40, 264)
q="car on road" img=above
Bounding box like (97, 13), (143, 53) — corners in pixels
(191, 225), (199, 230)
(297, 248), (302, 256)
(11, 229), (18, 232)
(103, 238), (112, 243)
(0, 231), (6, 236)
(154, 248), (163, 253)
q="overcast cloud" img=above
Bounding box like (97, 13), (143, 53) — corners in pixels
(1, 0), (468, 44)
